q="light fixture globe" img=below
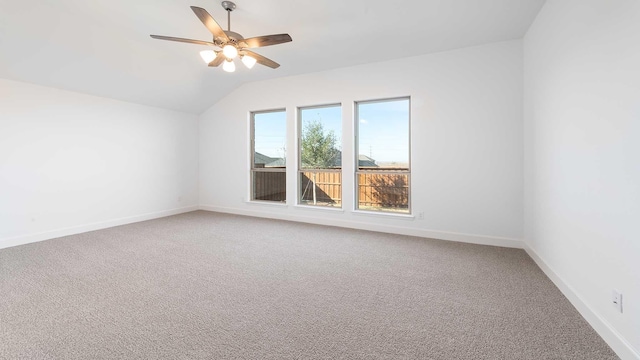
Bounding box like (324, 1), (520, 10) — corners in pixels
(222, 59), (236, 72)
(223, 44), (238, 59)
(200, 50), (216, 64)
(241, 55), (257, 69)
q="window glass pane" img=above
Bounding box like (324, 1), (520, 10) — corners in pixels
(356, 98), (410, 213)
(299, 171), (342, 207)
(299, 105), (342, 208)
(356, 98), (409, 170)
(357, 173), (409, 212)
(252, 171), (286, 202)
(253, 111), (286, 169)
(251, 110), (286, 203)
(300, 105), (342, 170)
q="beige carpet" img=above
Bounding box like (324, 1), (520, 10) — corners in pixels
(0, 211), (617, 359)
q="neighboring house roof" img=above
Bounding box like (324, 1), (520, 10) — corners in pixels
(257, 151), (376, 168)
(312, 152), (377, 168)
(255, 152), (285, 167)
(266, 158), (286, 167)
(357, 154), (377, 167)
(254, 152), (275, 165)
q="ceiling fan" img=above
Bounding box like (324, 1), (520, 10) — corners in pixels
(150, 1), (292, 72)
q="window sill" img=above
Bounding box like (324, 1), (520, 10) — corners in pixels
(352, 210), (415, 220)
(294, 204), (344, 213)
(246, 200), (288, 207)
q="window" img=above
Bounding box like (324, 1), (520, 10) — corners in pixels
(298, 104), (342, 207)
(355, 97), (410, 213)
(250, 109), (287, 202)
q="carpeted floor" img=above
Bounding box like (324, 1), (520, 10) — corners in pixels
(0, 211), (617, 359)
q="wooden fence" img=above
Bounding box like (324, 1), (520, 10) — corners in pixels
(253, 170), (409, 210)
(357, 172), (409, 210)
(252, 170), (286, 202)
(300, 171), (341, 205)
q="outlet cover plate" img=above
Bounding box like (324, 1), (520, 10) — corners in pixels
(612, 289), (623, 313)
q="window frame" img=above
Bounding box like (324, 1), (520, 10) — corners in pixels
(249, 108), (287, 204)
(297, 103), (343, 208)
(354, 96), (412, 214)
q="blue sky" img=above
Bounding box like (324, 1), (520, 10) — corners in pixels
(357, 98), (409, 164)
(253, 98), (409, 165)
(254, 111), (287, 160)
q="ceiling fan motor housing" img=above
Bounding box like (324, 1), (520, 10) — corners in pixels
(222, 31), (244, 42)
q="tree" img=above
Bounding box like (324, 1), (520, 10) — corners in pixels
(301, 119), (339, 204)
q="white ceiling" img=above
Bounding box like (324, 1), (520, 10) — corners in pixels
(0, 0), (546, 114)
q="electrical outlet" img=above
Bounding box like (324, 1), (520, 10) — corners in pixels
(418, 212), (424, 220)
(612, 289), (623, 313)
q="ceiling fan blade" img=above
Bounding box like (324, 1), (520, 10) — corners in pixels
(243, 50), (280, 69)
(208, 52), (226, 67)
(190, 6), (229, 42)
(150, 35), (218, 47)
(240, 34), (292, 48)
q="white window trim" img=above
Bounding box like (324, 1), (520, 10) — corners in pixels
(354, 96), (412, 215)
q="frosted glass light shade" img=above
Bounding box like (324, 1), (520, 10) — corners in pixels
(222, 59), (236, 72)
(222, 45), (238, 59)
(200, 50), (216, 64)
(241, 55), (257, 69)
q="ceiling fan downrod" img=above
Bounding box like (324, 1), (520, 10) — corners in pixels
(221, 1), (236, 31)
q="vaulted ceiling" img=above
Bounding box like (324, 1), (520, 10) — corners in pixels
(0, 0), (546, 114)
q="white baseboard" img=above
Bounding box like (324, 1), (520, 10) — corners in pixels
(199, 204), (524, 249)
(0, 205), (199, 250)
(524, 244), (640, 360)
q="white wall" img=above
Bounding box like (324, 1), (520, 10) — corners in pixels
(524, 1), (640, 358)
(0, 79), (199, 248)
(200, 40), (524, 247)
